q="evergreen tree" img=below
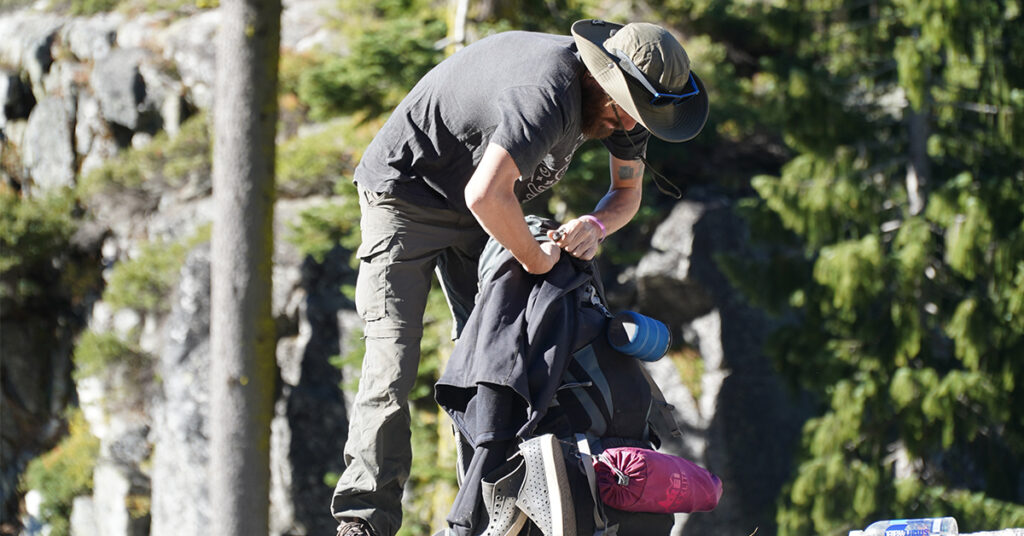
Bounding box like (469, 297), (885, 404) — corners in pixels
(714, 0), (1024, 533)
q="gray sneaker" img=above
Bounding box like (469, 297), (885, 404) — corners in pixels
(481, 458), (529, 536)
(515, 434), (577, 536)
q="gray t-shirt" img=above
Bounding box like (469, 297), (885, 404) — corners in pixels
(352, 31), (649, 213)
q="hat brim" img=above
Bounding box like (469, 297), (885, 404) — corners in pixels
(572, 19), (709, 143)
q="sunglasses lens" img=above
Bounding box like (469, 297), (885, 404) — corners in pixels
(651, 94), (695, 106)
(615, 50), (701, 107)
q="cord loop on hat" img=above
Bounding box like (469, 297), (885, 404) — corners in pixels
(610, 106), (685, 200)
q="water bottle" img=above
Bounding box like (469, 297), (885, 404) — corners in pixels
(849, 517), (958, 536)
(607, 311), (672, 362)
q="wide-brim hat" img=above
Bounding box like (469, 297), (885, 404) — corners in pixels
(572, 19), (709, 142)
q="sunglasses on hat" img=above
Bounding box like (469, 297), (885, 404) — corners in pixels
(611, 49), (700, 106)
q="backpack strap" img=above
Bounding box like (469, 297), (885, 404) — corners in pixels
(575, 434), (618, 536)
(638, 365), (683, 446)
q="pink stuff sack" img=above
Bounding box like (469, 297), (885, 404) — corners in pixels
(593, 447), (723, 514)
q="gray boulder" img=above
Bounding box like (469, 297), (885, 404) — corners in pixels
(69, 496), (98, 536)
(61, 12), (123, 62)
(0, 13), (67, 102)
(633, 200), (718, 322)
(627, 196), (809, 536)
(22, 95), (76, 194)
(92, 461), (150, 536)
(76, 344), (155, 536)
(41, 59), (93, 102)
(162, 10), (219, 110)
(281, 0), (347, 53)
(116, 11), (175, 51)
(138, 60), (188, 138)
(150, 245), (212, 536)
(75, 93), (121, 176)
(91, 47), (158, 131)
(273, 247), (354, 532)
(147, 199), (355, 536)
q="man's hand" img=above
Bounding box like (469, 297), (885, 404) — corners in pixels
(548, 216), (603, 261)
(466, 144), (566, 275)
(523, 241), (562, 274)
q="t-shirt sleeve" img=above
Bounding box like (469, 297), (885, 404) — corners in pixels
(489, 86), (569, 177)
(601, 124), (650, 160)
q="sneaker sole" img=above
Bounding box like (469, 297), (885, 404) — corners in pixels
(540, 437), (569, 535)
(492, 510), (528, 536)
(482, 459), (528, 536)
(516, 434), (577, 536)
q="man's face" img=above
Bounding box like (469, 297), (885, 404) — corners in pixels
(581, 81), (640, 139)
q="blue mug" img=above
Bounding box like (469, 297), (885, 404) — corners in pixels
(607, 311), (672, 362)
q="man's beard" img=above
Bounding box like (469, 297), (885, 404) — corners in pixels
(580, 79), (615, 140)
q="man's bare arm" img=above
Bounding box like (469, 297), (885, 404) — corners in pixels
(465, 143), (561, 274)
(550, 154), (644, 260)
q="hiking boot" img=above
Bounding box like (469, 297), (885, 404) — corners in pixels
(337, 519), (375, 536)
(480, 458), (528, 536)
(515, 434), (577, 536)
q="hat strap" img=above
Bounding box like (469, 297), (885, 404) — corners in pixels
(611, 106), (685, 200)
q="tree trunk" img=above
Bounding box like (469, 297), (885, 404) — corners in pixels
(210, 1), (281, 534)
(906, 106), (930, 216)
(447, 0), (470, 53)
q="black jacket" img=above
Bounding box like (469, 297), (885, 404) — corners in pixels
(435, 217), (676, 536)
(435, 217), (607, 534)
(435, 240), (607, 445)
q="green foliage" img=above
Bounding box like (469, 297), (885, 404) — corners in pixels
(78, 113), (211, 199)
(752, 147), (896, 249)
(894, 482), (1024, 531)
(102, 226), (210, 313)
(0, 190), (75, 273)
(765, 118), (1024, 536)
(63, 0), (220, 15)
(277, 120), (359, 198)
(669, 346), (705, 403)
(279, 51), (321, 100)
(72, 329), (148, 380)
(278, 51), (320, 134)
(0, 188), (78, 307)
(285, 181), (362, 263)
(79, 106), (362, 204)
(708, 0), (1024, 534)
(20, 410), (100, 536)
(68, 0), (119, 15)
(0, 0), (35, 11)
(813, 235), (886, 320)
(296, 1), (447, 120)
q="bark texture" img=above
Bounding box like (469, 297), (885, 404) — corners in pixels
(210, 1), (282, 534)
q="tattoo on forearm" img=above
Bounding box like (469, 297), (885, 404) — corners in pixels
(618, 166), (637, 180)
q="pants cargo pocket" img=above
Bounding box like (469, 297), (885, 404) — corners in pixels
(355, 234), (393, 322)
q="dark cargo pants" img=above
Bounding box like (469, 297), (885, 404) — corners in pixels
(331, 186), (488, 536)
